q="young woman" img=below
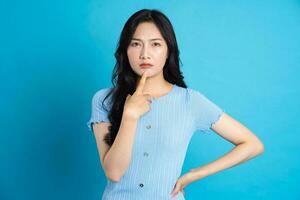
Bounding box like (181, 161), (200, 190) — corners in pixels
(87, 9), (264, 200)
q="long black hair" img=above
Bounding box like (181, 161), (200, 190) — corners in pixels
(102, 9), (187, 146)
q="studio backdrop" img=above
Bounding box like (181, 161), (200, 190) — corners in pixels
(0, 0), (299, 200)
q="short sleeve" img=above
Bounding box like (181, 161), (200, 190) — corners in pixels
(189, 89), (225, 133)
(86, 88), (112, 132)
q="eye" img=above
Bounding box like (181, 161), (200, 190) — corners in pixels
(153, 42), (161, 47)
(130, 42), (140, 47)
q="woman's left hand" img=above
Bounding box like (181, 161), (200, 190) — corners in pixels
(170, 172), (194, 198)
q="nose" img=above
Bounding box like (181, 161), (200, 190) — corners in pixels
(139, 46), (150, 59)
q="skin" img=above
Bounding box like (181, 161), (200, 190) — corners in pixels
(123, 70), (152, 120)
(94, 21), (265, 198)
(127, 22), (174, 98)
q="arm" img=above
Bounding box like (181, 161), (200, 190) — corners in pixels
(93, 71), (151, 182)
(189, 112), (264, 182)
(171, 112), (265, 196)
(94, 112), (138, 182)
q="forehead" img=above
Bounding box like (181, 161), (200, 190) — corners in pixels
(132, 22), (164, 40)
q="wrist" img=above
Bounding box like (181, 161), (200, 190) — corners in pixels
(123, 110), (139, 121)
(188, 168), (207, 182)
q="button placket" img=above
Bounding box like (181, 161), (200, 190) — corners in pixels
(139, 124), (151, 188)
(138, 123), (152, 189)
(144, 124), (151, 158)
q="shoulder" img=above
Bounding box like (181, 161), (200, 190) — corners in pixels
(91, 87), (113, 105)
(175, 86), (206, 102)
(93, 87), (112, 98)
(186, 87), (206, 96)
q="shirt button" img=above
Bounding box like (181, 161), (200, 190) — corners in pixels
(139, 183), (144, 187)
(143, 152), (149, 157)
(146, 125), (151, 129)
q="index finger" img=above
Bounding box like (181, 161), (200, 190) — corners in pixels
(135, 70), (148, 94)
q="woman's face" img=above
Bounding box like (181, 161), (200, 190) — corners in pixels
(127, 22), (168, 78)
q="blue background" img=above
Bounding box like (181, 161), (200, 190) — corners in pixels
(1, 0), (299, 199)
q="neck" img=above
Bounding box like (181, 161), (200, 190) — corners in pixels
(136, 72), (173, 98)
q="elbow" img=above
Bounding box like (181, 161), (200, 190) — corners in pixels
(105, 170), (122, 182)
(257, 142), (265, 154)
(102, 158), (127, 182)
(107, 175), (121, 183)
(103, 160), (122, 182)
(252, 140), (265, 155)
(242, 139), (265, 156)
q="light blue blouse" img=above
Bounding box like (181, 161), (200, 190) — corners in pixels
(87, 84), (225, 200)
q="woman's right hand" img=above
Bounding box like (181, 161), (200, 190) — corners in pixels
(123, 71), (152, 120)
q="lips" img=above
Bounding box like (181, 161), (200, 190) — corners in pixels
(140, 63), (153, 68)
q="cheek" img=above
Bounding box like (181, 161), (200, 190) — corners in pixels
(154, 49), (168, 64)
(155, 47), (168, 57)
(127, 49), (135, 60)
(127, 51), (139, 64)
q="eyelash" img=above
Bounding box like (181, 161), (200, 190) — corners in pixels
(130, 42), (161, 47)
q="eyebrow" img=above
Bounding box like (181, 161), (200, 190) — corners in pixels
(131, 38), (163, 42)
